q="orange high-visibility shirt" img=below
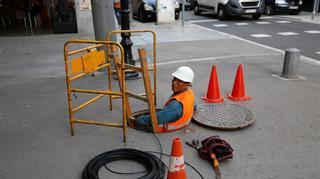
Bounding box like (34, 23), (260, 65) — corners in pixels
(162, 89), (194, 131)
(114, 0), (121, 9)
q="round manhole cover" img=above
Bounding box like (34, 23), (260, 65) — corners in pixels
(193, 103), (255, 129)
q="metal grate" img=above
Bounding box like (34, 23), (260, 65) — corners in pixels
(193, 103), (255, 129)
(241, 2), (259, 7)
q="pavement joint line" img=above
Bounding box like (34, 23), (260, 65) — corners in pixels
(187, 22), (320, 67)
(155, 53), (280, 66)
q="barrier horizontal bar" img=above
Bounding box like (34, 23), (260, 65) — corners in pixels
(71, 88), (122, 96)
(72, 94), (105, 112)
(68, 44), (104, 56)
(124, 64), (142, 72)
(69, 63), (110, 81)
(72, 118), (123, 128)
(126, 91), (148, 102)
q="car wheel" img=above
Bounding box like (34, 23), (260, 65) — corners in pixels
(194, 3), (201, 15)
(264, 4), (273, 15)
(190, 2), (195, 10)
(139, 9), (146, 23)
(217, 5), (227, 20)
(252, 14), (261, 20)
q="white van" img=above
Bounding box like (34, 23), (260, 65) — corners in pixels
(193, 0), (265, 20)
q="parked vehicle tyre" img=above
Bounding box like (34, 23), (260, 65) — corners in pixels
(190, 3), (194, 10)
(194, 2), (201, 15)
(217, 5), (227, 20)
(264, 4), (273, 15)
(252, 14), (261, 20)
(139, 9), (146, 23)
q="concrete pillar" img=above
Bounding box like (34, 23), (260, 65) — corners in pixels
(74, 0), (94, 36)
(90, 0), (116, 41)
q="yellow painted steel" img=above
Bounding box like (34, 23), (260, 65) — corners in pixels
(106, 29), (157, 105)
(64, 40), (127, 142)
(69, 63), (110, 81)
(106, 30), (160, 132)
(82, 50), (99, 73)
(70, 56), (84, 75)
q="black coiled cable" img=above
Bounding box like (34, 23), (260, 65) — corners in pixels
(82, 148), (165, 179)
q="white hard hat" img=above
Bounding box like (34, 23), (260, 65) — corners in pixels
(172, 66), (194, 83)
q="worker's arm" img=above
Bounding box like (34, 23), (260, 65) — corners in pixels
(136, 99), (182, 126)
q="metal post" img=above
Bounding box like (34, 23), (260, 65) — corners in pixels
(182, 0), (185, 26)
(280, 48), (300, 79)
(28, 11), (33, 34)
(120, 0), (134, 65)
(120, 0), (140, 79)
(312, 0), (320, 20)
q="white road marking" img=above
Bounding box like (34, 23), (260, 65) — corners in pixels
(260, 16), (273, 19)
(155, 53), (279, 66)
(256, 21), (271, 24)
(275, 20), (291, 23)
(250, 34), (271, 38)
(188, 19), (218, 23)
(277, 32), (299, 36)
(304, 30), (320, 34)
(213, 24), (228, 27)
(188, 22), (320, 66)
(235, 23), (250, 26)
(316, 52), (320, 55)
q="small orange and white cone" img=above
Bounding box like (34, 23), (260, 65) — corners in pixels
(167, 137), (187, 179)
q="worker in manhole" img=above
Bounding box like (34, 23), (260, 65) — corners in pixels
(136, 66), (195, 132)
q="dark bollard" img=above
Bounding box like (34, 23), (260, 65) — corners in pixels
(280, 48), (300, 79)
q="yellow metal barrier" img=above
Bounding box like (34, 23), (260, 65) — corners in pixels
(64, 40), (127, 142)
(106, 29), (157, 105)
(106, 30), (159, 132)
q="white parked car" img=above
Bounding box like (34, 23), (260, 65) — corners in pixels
(193, 0), (265, 20)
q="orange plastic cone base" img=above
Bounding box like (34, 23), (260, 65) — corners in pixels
(226, 64), (251, 101)
(202, 95), (224, 103)
(226, 93), (251, 101)
(202, 65), (224, 103)
(167, 137), (187, 179)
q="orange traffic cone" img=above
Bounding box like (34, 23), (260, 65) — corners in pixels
(226, 64), (251, 101)
(202, 65), (224, 103)
(167, 137), (187, 179)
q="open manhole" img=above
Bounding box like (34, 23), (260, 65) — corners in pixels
(129, 109), (161, 132)
(193, 103), (255, 129)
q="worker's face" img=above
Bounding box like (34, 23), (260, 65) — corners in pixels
(172, 77), (189, 94)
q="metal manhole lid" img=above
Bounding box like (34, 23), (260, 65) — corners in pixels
(192, 103), (255, 129)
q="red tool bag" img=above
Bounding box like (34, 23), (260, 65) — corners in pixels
(198, 135), (234, 162)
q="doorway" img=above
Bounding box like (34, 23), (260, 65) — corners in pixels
(0, 0), (77, 36)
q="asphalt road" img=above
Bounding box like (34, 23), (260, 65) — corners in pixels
(181, 10), (320, 60)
